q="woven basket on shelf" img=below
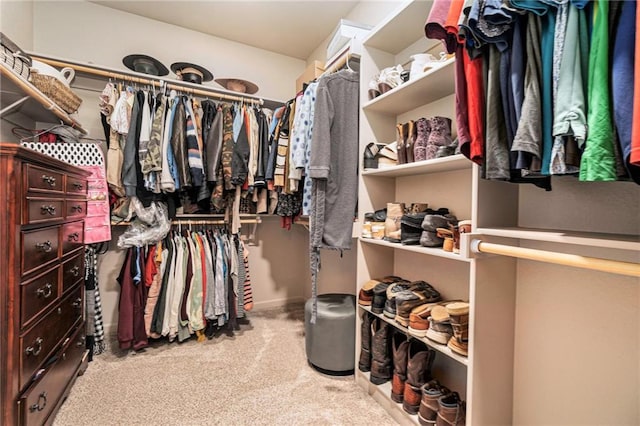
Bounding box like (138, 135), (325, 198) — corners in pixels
(29, 71), (83, 114)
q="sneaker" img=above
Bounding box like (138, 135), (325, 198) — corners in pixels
(425, 306), (453, 345)
(446, 302), (469, 357)
(408, 302), (440, 337)
(383, 281), (411, 319)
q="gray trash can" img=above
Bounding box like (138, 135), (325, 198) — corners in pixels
(304, 293), (356, 375)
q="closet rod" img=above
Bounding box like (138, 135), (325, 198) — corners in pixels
(31, 55), (264, 105)
(172, 218), (262, 225)
(322, 51), (360, 76)
(470, 239), (640, 277)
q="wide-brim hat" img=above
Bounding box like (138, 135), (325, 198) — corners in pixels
(122, 54), (169, 76)
(214, 78), (259, 94)
(171, 62), (213, 84)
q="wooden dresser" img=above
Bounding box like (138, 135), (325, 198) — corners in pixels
(1, 143), (91, 425)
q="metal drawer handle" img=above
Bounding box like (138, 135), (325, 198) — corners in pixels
(41, 175), (56, 186)
(73, 182), (83, 190)
(71, 205), (83, 213)
(35, 241), (52, 252)
(40, 205), (56, 215)
(69, 266), (80, 277)
(25, 337), (43, 356)
(36, 283), (53, 299)
(76, 336), (86, 347)
(29, 392), (47, 413)
(72, 297), (82, 309)
(68, 232), (79, 242)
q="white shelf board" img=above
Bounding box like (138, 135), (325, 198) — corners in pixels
(476, 227), (640, 252)
(363, 0), (432, 55)
(355, 370), (420, 425)
(363, 154), (470, 177)
(360, 305), (469, 366)
(360, 237), (472, 263)
(362, 58), (455, 115)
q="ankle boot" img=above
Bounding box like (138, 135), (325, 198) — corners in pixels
(406, 120), (416, 163)
(446, 302), (469, 357)
(426, 116), (453, 160)
(436, 392), (466, 426)
(364, 142), (386, 170)
(370, 318), (392, 385)
(402, 341), (436, 414)
(385, 202), (405, 243)
(419, 380), (452, 426)
(358, 311), (374, 372)
(396, 123), (408, 164)
(414, 117), (431, 162)
(391, 332), (409, 403)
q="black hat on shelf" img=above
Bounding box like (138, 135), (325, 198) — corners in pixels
(170, 62), (214, 85)
(214, 78), (259, 94)
(122, 54), (169, 76)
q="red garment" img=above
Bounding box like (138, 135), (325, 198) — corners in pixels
(631, 5), (640, 165)
(117, 248), (148, 351)
(144, 245), (157, 287)
(465, 49), (485, 164)
(455, 44), (472, 159)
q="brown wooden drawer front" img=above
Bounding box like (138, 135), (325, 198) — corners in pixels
(20, 266), (60, 329)
(24, 198), (65, 225)
(61, 221), (84, 255)
(20, 287), (83, 388)
(25, 165), (64, 195)
(61, 253), (84, 294)
(65, 200), (87, 219)
(19, 325), (85, 426)
(65, 176), (87, 195)
(21, 226), (60, 276)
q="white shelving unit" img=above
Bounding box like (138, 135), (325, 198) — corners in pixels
(356, 1), (472, 424)
(356, 1), (640, 425)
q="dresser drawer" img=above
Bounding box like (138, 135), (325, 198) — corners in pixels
(21, 226), (60, 276)
(65, 200), (87, 219)
(24, 197), (65, 225)
(25, 164), (64, 195)
(65, 176), (87, 195)
(61, 221), (84, 254)
(21, 265), (60, 329)
(61, 252), (84, 294)
(19, 325), (86, 426)
(20, 286), (83, 388)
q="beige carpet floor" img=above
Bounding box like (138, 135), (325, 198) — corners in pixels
(53, 304), (397, 426)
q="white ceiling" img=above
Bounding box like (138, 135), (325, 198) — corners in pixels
(91, 1), (361, 59)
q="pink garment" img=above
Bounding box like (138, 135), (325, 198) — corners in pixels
(425, 0), (457, 53)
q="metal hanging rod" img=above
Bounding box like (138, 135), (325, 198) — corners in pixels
(172, 218), (262, 226)
(470, 239), (640, 278)
(30, 54), (265, 105)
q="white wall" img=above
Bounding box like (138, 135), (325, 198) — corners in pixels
(32, 1), (305, 102)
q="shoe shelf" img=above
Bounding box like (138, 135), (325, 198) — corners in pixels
(475, 227), (640, 252)
(359, 238), (472, 263)
(359, 305), (469, 366)
(361, 57), (455, 116)
(355, 370), (420, 425)
(362, 154), (470, 178)
(0, 62), (86, 134)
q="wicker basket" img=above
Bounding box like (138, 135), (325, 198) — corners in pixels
(1, 32), (31, 80)
(29, 71), (83, 114)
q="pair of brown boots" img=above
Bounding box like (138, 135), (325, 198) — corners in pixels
(418, 380), (466, 425)
(391, 334), (436, 415)
(396, 116), (453, 164)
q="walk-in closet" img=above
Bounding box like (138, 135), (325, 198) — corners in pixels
(1, 1), (638, 425)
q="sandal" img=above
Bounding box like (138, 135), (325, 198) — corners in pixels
(368, 73), (381, 100)
(378, 65), (404, 94)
